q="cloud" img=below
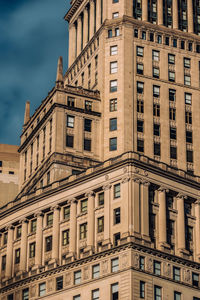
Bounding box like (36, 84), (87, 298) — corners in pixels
(0, 0), (70, 145)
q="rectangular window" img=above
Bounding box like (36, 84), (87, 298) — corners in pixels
(74, 296), (80, 300)
(92, 289), (99, 300)
(39, 283), (46, 296)
(137, 46), (144, 57)
(173, 39), (177, 47)
(139, 256), (145, 270)
(137, 81), (144, 94)
(153, 85), (160, 98)
(92, 264), (100, 279)
(173, 267), (180, 281)
(108, 29), (113, 38)
(67, 96), (75, 107)
(98, 192), (104, 206)
(165, 36), (169, 45)
(114, 232), (120, 246)
(22, 288), (29, 300)
(154, 286), (162, 300)
(114, 208), (121, 224)
(137, 139), (144, 152)
(16, 226), (22, 239)
(29, 242), (36, 258)
(110, 99), (117, 111)
(66, 135), (74, 148)
(7, 294), (14, 300)
(110, 45), (118, 55)
(137, 100), (144, 113)
(185, 93), (192, 104)
(169, 108), (176, 120)
(84, 119), (92, 132)
(154, 143), (161, 156)
(115, 28), (119, 36)
(56, 276), (63, 290)
(140, 281), (145, 298)
(142, 31), (146, 40)
(97, 216), (104, 233)
(2, 255), (6, 271)
(111, 283), (119, 300)
(185, 111), (192, 124)
(134, 28), (138, 38)
(174, 291), (181, 300)
(15, 248), (20, 264)
(154, 124), (160, 136)
(114, 183), (120, 198)
(153, 67), (159, 78)
(84, 138), (91, 151)
(152, 50), (159, 61)
(168, 54), (175, 64)
(186, 131), (193, 143)
(62, 229), (69, 246)
(85, 100), (92, 111)
(45, 236), (52, 252)
(170, 127), (177, 140)
(184, 75), (191, 86)
(187, 150), (193, 163)
(111, 258), (119, 272)
(110, 118), (117, 131)
(74, 270), (81, 285)
(67, 115), (75, 128)
(170, 147), (177, 159)
(46, 213), (53, 226)
(110, 61), (118, 73)
(137, 63), (144, 75)
(63, 206), (70, 220)
(154, 261), (161, 275)
(137, 120), (144, 132)
(110, 80), (118, 92)
(153, 104), (160, 117)
(184, 58), (191, 68)
(80, 223), (87, 239)
(192, 273), (199, 287)
(110, 137), (117, 151)
(169, 71), (175, 82)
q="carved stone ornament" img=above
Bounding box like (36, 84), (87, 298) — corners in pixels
(158, 186), (169, 193)
(50, 204), (60, 211)
(30, 284), (37, 297)
(65, 272), (72, 286)
(102, 184), (112, 191)
(134, 167), (139, 174)
(121, 252), (129, 268)
(176, 193), (187, 200)
(147, 257), (153, 272)
(122, 176), (131, 184)
(134, 253), (139, 268)
(47, 279), (53, 292)
(184, 269), (191, 283)
(85, 191), (95, 198)
(34, 211), (44, 218)
(83, 266), (90, 280)
(123, 167), (128, 174)
(164, 263), (171, 277)
(102, 260), (108, 274)
(68, 198), (77, 205)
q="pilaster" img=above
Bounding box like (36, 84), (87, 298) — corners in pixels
(20, 219), (28, 273)
(5, 225), (14, 279)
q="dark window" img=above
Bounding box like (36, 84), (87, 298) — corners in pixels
(154, 143), (161, 156)
(62, 230), (69, 246)
(169, 108), (176, 120)
(187, 150), (193, 163)
(142, 31), (146, 40)
(66, 135), (74, 148)
(110, 118), (117, 131)
(154, 261), (161, 275)
(114, 232), (120, 246)
(15, 248), (20, 264)
(108, 29), (112, 38)
(139, 256), (145, 270)
(137, 100), (144, 113)
(3, 232), (8, 245)
(154, 124), (160, 136)
(170, 127), (176, 140)
(29, 242), (35, 258)
(16, 226), (22, 239)
(0, 161), (2, 167)
(114, 183), (120, 198)
(97, 216), (104, 233)
(140, 281), (145, 298)
(84, 119), (92, 132)
(153, 85), (160, 98)
(186, 131), (193, 143)
(7, 294), (14, 300)
(170, 147), (177, 159)
(47, 213), (53, 226)
(2, 255), (6, 270)
(154, 286), (162, 300)
(173, 267), (180, 281)
(153, 67), (160, 78)
(137, 139), (144, 152)
(137, 120), (144, 132)
(85, 100), (92, 111)
(84, 139), (91, 151)
(174, 292), (181, 300)
(134, 28), (138, 38)
(188, 42), (193, 51)
(173, 39), (177, 47)
(137, 63), (144, 74)
(67, 96), (75, 107)
(56, 276), (63, 290)
(98, 192), (104, 205)
(185, 111), (192, 124)
(137, 81), (144, 94)
(153, 104), (160, 117)
(192, 273), (199, 287)
(168, 54), (175, 64)
(111, 283), (118, 300)
(181, 40), (185, 49)
(64, 206), (70, 220)
(150, 32), (154, 41)
(169, 88), (176, 101)
(9, 171), (14, 175)
(114, 207), (121, 224)
(110, 137), (117, 151)
(22, 288), (29, 300)
(165, 37), (169, 45)
(45, 236), (52, 252)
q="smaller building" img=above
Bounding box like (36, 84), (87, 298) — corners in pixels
(0, 144), (19, 207)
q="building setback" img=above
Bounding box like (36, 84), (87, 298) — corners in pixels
(1, 0), (200, 299)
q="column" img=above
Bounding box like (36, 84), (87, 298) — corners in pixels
(141, 181), (150, 240)
(96, 0), (101, 30)
(173, 0), (178, 29)
(69, 199), (77, 255)
(142, 0), (148, 22)
(68, 23), (76, 66)
(122, 177), (131, 236)
(86, 192), (95, 249)
(157, 0), (163, 25)
(158, 187), (168, 247)
(176, 194), (186, 253)
(51, 205), (60, 263)
(83, 7), (89, 48)
(103, 184), (112, 244)
(187, 0), (194, 33)
(195, 200), (200, 260)
(132, 177), (141, 236)
(90, 0), (95, 40)
(20, 219), (28, 273)
(77, 16), (82, 56)
(5, 225), (14, 278)
(35, 212), (43, 267)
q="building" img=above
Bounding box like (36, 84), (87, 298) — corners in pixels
(1, 0), (200, 299)
(0, 144), (19, 207)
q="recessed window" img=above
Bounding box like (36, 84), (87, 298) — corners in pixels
(154, 261), (161, 275)
(92, 264), (100, 279)
(22, 288), (29, 300)
(168, 54), (175, 64)
(165, 36), (169, 45)
(153, 67), (160, 78)
(137, 120), (144, 132)
(115, 28), (119, 36)
(153, 85), (160, 98)
(137, 139), (144, 152)
(157, 35), (162, 44)
(80, 223), (87, 239)
(97, 216), (104, 233)
(110, 45), (118, 55)
(169, 71), (175, 82)
(110, 137), (117, 151)
(110, 118), (117, 131)
(114, 207), (121, 224)
(113, 12), (119, 18)
(30, 219), (37, 233)
(46, 213), (53, 226)
(154, 124), (160, 136)
(186, 131), (193, 143)
(29, 242), (36, 258)
(154, 143), (161, 156)
(184, 75), (191, 86)
(9, 171), (14, 175)
(63, 206), (70, 220)
(3, 232), (8, 245)
(56, 276), (63, 290)
(181, 40), (185, 49)
(173, 266), (180, 281)
(154, 286), (162, 300)
(62, 229), (69, 246)
(110, 61), (118, 74)
(73, 296), (80, 300)
(114, 232), (120, 246)
(170, 127), (177, 140)
(74, 270), (81, 285)
(150, 32), (154, 41)
(169, 108), (176, 120)
(16, 226), (22, 239)
(67, 96), (75, 107)
(67, 115), (75, 128)
(142, 31), (146, 40)
(84, 138), (91, 151)
(137, 81), (144, 94)
(7, 294), (13, 300)
(85, 100), (92, 111)
(139, 256), (145, 270)
(184, 58), (191, 68)
(111, 283), (118, 300)
(84, 119), (92, 132)
(39, 283), (46, 297)
(110, 80), (118, 92)
(15, 248), (20, 264)
(108, 29), (113, 38)
(66, 135), (74, 148)
(188, 42), (193, 51)
(81, 199), (88, 213)
(1, 255), (6, 271)
(153, 104), (160, 117)
(187, 150), (193, 163)
(98, 192), (104, 205)
(137, 46), (144, 57)
(185, 93), (192, 105)
(140, 281), (145, 298)
(173, 39), (177, 47)
(174, 291), (181, 300)
(134, 29), (138, 38)
(137, 63), (144, 74)
(45, 236), (52, 252)
(170, 146), (177, 159)
(111, 258), (119, 272)
(92, 289), (100, 300)
(114, 183), (120, 198)
(185, 111), (192, 124)
(137, 99), (144, 113)
(192, 273), (199, 287)
(169, 89), (176, 101)
(110, 99), (117, 111)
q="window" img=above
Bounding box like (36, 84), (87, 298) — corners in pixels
(110, 99), (117, 111)
(88, 64), (91, 77)
(9, 171), (14, 175)
(154, 261), (161, 275)
(110, 118), (117, 131)
(137, 63), (144, 75)
(153, 104), (160, 117)
(92, 289), (99, 300)
(170, 147), (177, 159)
(22, 288), (29, 300)
(114, 208), (121, 224)
(108, 29), (113, 38)
(193, 298), (200, 300)
(169, 71), (175, 82)
(97, 216), (104, 233)
(16, 226), (22, 239)
(188, 42), (193, 51)
(187, 150), (193, 163)
(47, 213), (53, 226)
(0, 161), (2, 167)
(85, 100), (92, 111)
(139, 256), (145, 270)
(184, 58), (191, 68)
(185, 93), (192, 104)
(173, 39), (177, 47)
(84, 119), (92, 132)
(111, 258), (119, 272)
(153, 85), (160, 98)
(153, 67), (159, 78)
(62, 230), (69, 246)
(170, 127), (176, 140)
(142, 31), (146, 40)
(45, 236), (52, 252)
(67, 96), (75, 107)
(184, 75), (191, 86)
(174, 292), (181, 300)
(140, 281), (145, 298)
(169, 108), (176, 120)
(110, 61), (118, 73)
(137, 81), (144, 94)
(137, 120), (144, 132)
(111, 283), (119, 300)
(2, 255), (6, 271)
(165, 36), (169, 45)
(192, 273), (199, 287)
(66, 135), (74, 148)
(137, 100), (144, 113)
(110, 45), (118, 55)
(39, 283), (46, 296)
(67, 115), (75, 128)
(115, 28), (119, 36)
(173, 267), (180, 281)
(168, 54), (175, 64)
(81, 199), (88, 213)
(110, 80), (118, 92)
(29, 242), (36, 258)
(154, 143), (161, 156)
(169, 89), (176, 101)
(15, 248), (20, 264)
(7, 294), (14, 300)
(3, 232), (8, 245)
(152, 50), (159, 62)
(74, 270), (81, 284)
(186, 131), (193, 143)
(154, 286), (162, 300)
(64, 206), (70, 220)
(110, 137), (117, 151)
(137, 46), (144, 57)
(114, 183), (120, 198)
(98, 192), (104, 205)
(185, 111), (192, 124)
(181, 40), (185, 49)
(92, 264), (100, 279)
(134, 28), (138, 37)
(114, 232), (120, 246)
(137, 139), (144, 152)
(84, 138), (91, 151)
(154, 124), (160, 136)
(157, 35), (162, 44)
(80, 223), (87, 239)
(56, 276), (63, 290)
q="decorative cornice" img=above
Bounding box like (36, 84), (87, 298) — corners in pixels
(176, 193), (188, 200)
(85, 191), (95, 198)
(158, 186), (169, 193)
(102, 184), (112, 191)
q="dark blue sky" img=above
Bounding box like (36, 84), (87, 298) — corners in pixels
(0, 0), (70, 145)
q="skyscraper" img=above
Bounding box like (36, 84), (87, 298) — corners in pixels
(1, 1), (200, 299)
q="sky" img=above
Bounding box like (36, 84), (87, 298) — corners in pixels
(0, 0), (71, 145)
